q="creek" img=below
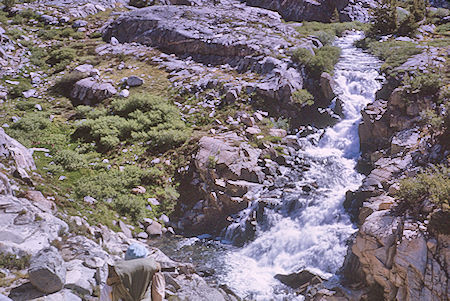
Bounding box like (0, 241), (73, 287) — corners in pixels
(151, 31), (383, 300)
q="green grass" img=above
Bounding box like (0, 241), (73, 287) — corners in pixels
(356, 38), (422, 76)
(295, 21), (369, 45)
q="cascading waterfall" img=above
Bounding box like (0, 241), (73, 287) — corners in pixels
(218, 32), (383, 300)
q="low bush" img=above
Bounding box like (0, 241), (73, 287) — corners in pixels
(52, 72), (85, 97)
(292, 46), (341, 79)
(7, 79), (32, 98)
(291, 89), (314, 107)
(295, 21), (367, 43)
(403, 71), (442, 98)
(0, 253), (30, 270)
(10, 112), (51, 132)
(129, 0), (151, 8)
(53, 149), (86, 171)
(113, 195), (146, 221)
(396, 166), (450, 211)
(47, 47), (77, 72)
(76, 93), (191, 152)
(356, 39), (422, 76)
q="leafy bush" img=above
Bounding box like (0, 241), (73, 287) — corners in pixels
(52, 72), (85, 97)
(75, 105), (107, 119)
(357, 39), (422, 76)
(2, 0), (15, 12)
(10, 112), (50, 132)
(436, 23), (450, 36)
(7, 79), (32, 98)
(113, 195), (146, 221)
(129, 0), (151, 8)
(0, 253), (30, 270)
(77, 93), (191, 152)
(47, 47), (77, 72)
(315, 31), (335, 46)
(419, 109), (444, 134)
(403, 72), (442, 97)
(429, 8), (450, 25)
(291, 89), (314, 107)
(396, 166), (450, 211)
(29, 47), (49, 68)
(368, 0), (398, 36)
(295, 21), (367, 40)
(53, 149), (86, 171)
(292, 46), (341, 79)
(75, 165), (163, 201)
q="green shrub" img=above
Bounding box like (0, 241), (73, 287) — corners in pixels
(6, 28), (24, 40)
(396, 166), (450, 211)
(154, 185), (179, 213)
(295, 21), (367, 39)
(419, 109), (444, 133)
(207, 155), (217, 169)
(30, 47), (49, 68)
(292, 46), (341, 79)
(47, 47), (77, 71)
(0, 253), (30, 270)
(77, 93), (190, 152)
(368, 0), (398, 36)
(292, 47), (313, 65)
(3, 0), (15, 12)
(357, 39), (422, 76)
(15, 100), (37, 111)
(75, 165), (163, 201)
(315, 31), (335, 46)
(436, 23), (450, 36)
(403, 72), (442, 97)
(7, 79), (32, 98)
(75, 105), (107, 119)
(291, 89), (314, 107)
(53, 149), (86, 171)
(429, 8), (450, 25)
(10, 112), (51, 132)
(113, 195), (146, 222)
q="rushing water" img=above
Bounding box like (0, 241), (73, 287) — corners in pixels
(153, 32), (383, 300)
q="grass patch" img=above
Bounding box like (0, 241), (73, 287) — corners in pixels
(355, 38), (422, 76)
(295, 21), (368, 45)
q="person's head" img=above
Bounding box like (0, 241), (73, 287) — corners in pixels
(124, 244), (149, 260)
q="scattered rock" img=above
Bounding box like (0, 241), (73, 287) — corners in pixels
(146, 221), (162, 236)
(70, 78), (117, 106)
(126, 76), (144, 87)
(29, 247), (66, 294)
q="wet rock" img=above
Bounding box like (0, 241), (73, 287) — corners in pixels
(320, 72), (336, 102)
(29, 247), (66, 294)
(70, 78), (117, 106)
(274, 269), (323, 289)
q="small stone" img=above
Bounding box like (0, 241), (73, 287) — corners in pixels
(147, 198), (160, 206)
(137, 232), (148, 239)
(146, 221), (162, 236)
(23, 89), (36, 98)
(132, 186), (146, 194)
(246, 127), (261, 135)
(34, 104), (42, 111)
(110, 37), (119, 46)
(83, 196), (97, 205)
(119, 89), (129, 98)
(126, 76), (144, 87)
(159, 214), (169, 224)
(58, 176), (67, 181)
(269, 128), (287, 138)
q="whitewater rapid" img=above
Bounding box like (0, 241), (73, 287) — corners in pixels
(219, 32), (383, 300)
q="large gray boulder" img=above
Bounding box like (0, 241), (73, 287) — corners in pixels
(28, 247), (66, 294)
(70, 78), (117, 106)
(0, 128), (36, 171)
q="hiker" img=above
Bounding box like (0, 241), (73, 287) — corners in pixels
(99, 244), (165, 301)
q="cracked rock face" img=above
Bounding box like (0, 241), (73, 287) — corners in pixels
(245, 0), (376, 23)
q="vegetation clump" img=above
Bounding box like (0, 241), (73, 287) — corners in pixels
(292, 46), (341, 79)
(291, 89), (314, 107)
(396, 166), (450, 212)
(0, 253), (30, 270)
(76, 93), (191, 152)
